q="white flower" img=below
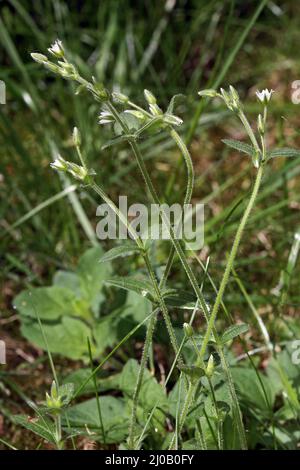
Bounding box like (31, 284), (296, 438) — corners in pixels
(48, 40), (64, 58)
(50, 157), (89, 182)
(50, 156), (68, 172)
(256, 88), (274, 104)
(98, 111), (114, 125)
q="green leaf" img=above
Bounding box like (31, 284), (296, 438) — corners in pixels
(119, 359), (168, 434)
(14, 286), (77, 320)
(231, 367), (275, 411)
(21, 316), (93, 360)
(178, 365), (206, 380)
(119, 359), (167, 411)
(77, 246), (111, 304)
(99, 243), (141, 263)
(222, 139), (255, 157)
(105, 276), (155, 301)
(163, 289), (196, 308)
(114, 112), (140, 135)
(125, 290), (152, 324)
(166, 94), (185, 114)
(101, 135), (132, 150)
(64, 396), (129, 443)
(53, 271), (80, 294)
(13, 415), (56, 444)
(59, 383), (74, 406)
(221, 323), (249, 344)
(268, 148), (300, 159)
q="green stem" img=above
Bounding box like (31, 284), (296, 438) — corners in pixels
(237, 110), (260, 152)
(169, 381), (194, 450)
(90, 179), (184, 446)
(108, 100), (248, 448)
(197, 164), (264, 364)
(208, 377), (223, 450)
(128, 312), (157, 449)
(54, 414), (62, 450)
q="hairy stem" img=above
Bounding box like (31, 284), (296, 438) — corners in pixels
(197, 164), (264, 363)
(128, 312), (157, 449)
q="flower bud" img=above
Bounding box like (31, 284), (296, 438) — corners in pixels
(144, 89), (157, 105)
(50, 380), (58, 399)
(183, 322), (194, 338)
(257, 113), (264, 135)
(163, 114), (183, 126)
(50, 156), (68, 172)
(113, 92), (129, 103)
(149, 103), (163, 116)
(31, 53), (49, 64)
(205, 354), (214, 379)
(72, 127), (81, 147)
(124, 110), (146, 121)
(198, 89), (218, 98)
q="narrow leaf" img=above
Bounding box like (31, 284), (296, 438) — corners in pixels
(101, 135), (133, 150)
(221, 323), (249, 344)
(268, 148), (300, 159)
(222, 139), (255, 157)
(105, 277), (155, 301)
(99, 244), (141, 263)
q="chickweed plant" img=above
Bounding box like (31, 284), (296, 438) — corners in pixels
(26, 40), (299, 450)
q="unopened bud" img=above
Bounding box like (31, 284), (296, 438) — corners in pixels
(144, 89), (157, 105)
(206, 354), (214, 378)
(31, 53), (49, 64)
(72, 127), (81, 147)
(163, 114), (183, 126)
(198, 89), (218, 98)
(149, 103), (163, 116)
(257, 114), (264, 135)
(183, 322), (194, 338)
(113, 92), (129, 103)
(124, 110), (146, 121)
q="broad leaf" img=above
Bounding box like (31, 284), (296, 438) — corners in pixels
(14, 286), (76, 320)
(119, 359), (167, 433)
(21, 316), (93, 360)
(114, 112), (140, 135)
(64, 396), (129, 443)
(231, 367), (275, 411)
(77, 246), (111, 304)
(53, 271), (81, 294)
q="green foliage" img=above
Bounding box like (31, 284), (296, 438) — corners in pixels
(14, 247), (151, 360)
